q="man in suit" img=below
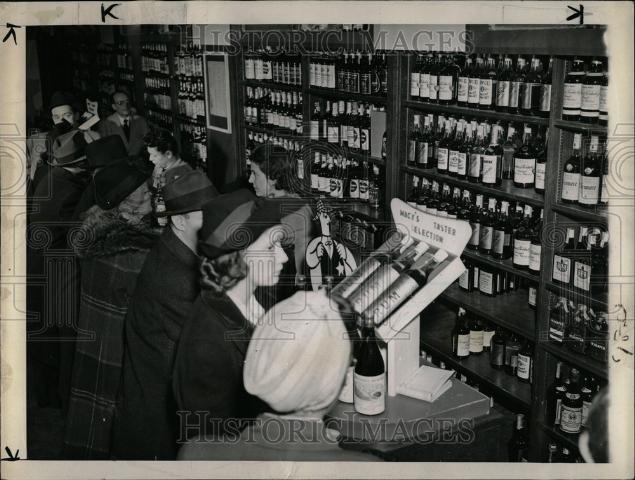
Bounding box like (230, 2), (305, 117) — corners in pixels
(98, 90), (149, 156)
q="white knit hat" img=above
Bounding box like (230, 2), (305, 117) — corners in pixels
(243, 290), (351, 414)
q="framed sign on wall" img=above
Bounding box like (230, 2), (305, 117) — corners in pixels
(203, 52), (232, 133)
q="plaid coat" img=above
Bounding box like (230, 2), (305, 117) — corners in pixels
(62, 215), (161, 459)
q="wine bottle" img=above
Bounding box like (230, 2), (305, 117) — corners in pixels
(562, 58), (585, 121)
(439, 54), (459, 105)
(492, 200), (512, 260)
(428, 54), (440, 103)
(467, 55), (482, 108)
(468, 194), (484, 250)
(468, 315), (484, 355)
(547, 361), (567, 426)
(490, 328), (506, 370)
(580, 58), (603, 124)
(458, 260), (473, 292)
(457, 55), (470, 106)
(509, 56), (526, 114)
(448, 120), (464, 176)
(502, 123), (518, 180)
(419, 54), (431, 101)
(598, 59), (608, 126)
(513, 126), (536, 188)
(353, 315), (386, 415)
(457, 122), (470, 179)
(560, 368), (583, 434)
(516, 341), (533, 383)
(580, 376), (595, 427)
(513, 205), (533, 270)
(479, 55), (497, 110)
(521, 56), (542, 115)
(579, 135), (601, 207)
(504, 333), (521, 376)
(408, 114), (421, 167)
(478, 266), (495, 297)
(528, 209), (543, 275)
(508, 414), (529, 462)
(561, 133), (582, 203)
(454, 307), (470, 359)
(410, 54), (422, 99)
(417, 115), (432, 168)
(481, 123), (503, 186)
(363, 249), (448, 326)
(467, 123), (483, 183)
(436, 119), (451, 174)
(479, 198), (497, 255)
(534, 132), (547, 194)
(539, 57), (553, 117)
(496, 54), (512, 111)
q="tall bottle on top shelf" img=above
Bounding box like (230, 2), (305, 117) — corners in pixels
(580, 58), (603, 124)
(509, 56), (526, 114)
(496, 54), (513, 111)
(539, 57), (553, 117)
(561, 133), (583, 203)
(562, 58), (586, 121)
(521, 56), (543, 115)
(479, 55), (497, 110)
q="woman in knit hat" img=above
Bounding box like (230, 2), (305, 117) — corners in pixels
(176, 290), (381, 461)
(172, 189), (309, 444)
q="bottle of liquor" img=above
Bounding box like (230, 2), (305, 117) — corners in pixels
(418, 54), (431, 101)
(408, 114), (422, 167)
(580, 58), (603, 124)
(369, 165), (381, 210)
(468, 194), (484, 250)
(561, 133), (583, 203)
(483, 322), (495, 352)
(496, 54), (512, 111)
(458, 261), (473, 292)
(562, 58), (585, 121)
(457, 55), (471, 106)
(579, 135), (601, 207)
(573, 227), (595, 294)
(513, 126), (536, 188)
(478, 266), (496, 297)
(479, 55), (497, 110)
(504, 333), (521, 376)
(509, 56), (526, 113)
(534, 132), (547, 194)
(598, 59), (608, 126)
(347, 242), (429, 314)
(539, 57), (553, 117)
(436, 119), (451, 174)
(362, 249), (448, 326)
(547, 361), (567, 426)
(559, 368), (583, 434)
(501, 123), (518, 180)
(552, 227), (576, 285)
(428, 54), (440, 103)
(508, 414), (529, 462)
(467, 55), (482, 108)
(521, 56), (542, 115)
(353, 315), (386, 415)
(528, 209), (543, 276)
(468, 315), (484, 355)
(359, 161), (370, 202)
(479, 198), (497, 255)
(513, 205), (533, 270)
(453, 307), (470, 359)
(457, 122), (470, 179)
(410, 54), (422, 99)
(417, 115), (432, 168)
(467, 123), (483, 183)
(439, 54), (459, 105)
(490, 327), (506, 370)
(448, 120), (464, 176)
(516, 341), (533, 383)
(481, 123), (503, 186)
(492, 200), (513, 260)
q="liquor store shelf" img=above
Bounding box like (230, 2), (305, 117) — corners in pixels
(540, 423), (580, 452)
(420, 303), (532, 411)
(462, 248), (540, 283)
(307, 87), (387, 105)
(245, 124), (300, 141)
(541, 341), (608, 380)
(403, 100), (550, 126)
(241, 79), (302, 92)
(553, 119), (608, 135)
(552, 203), (608, 224)
(544, 281), (608, 310)
(402, 165), (545, 207)
(440, 284), (535, 340)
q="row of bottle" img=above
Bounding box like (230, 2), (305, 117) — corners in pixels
(177, 77), (206, 119)
(174, 49), (204, 77)
(335, 212), (380, 251)
(563, 57), (609, 124)
(450, 308), (534, 382)
(141, 54), (170, 75)
(508, 413), (530, 462)
(144, 91), (172, 112)
(406, 178), (544, 272)
(546, 361), (604, 434)
(244, 87), (304, 135)
(141, 42), (168, 55)
(410, 53), (553, 115)
(179, 123), (208, 164)
(144, 75), (171, 92)
(458, 260), (538, 306)
(119, 71), (134, 84)
(561, 133), (609, 207)
(549, 298), (608, 363)
(310, 100), (382, 154)
(309, 51), (388, 95)
(551, 225), (609, 294)
(244, 49), (303, 85)
(408, 114), (547, 191)
(115, 51), (133, 70)
(146, 110), (173, 130)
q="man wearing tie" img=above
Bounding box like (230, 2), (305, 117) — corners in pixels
(98, 90), (149, 156)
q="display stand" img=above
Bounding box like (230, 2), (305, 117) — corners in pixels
(376, 199), (471, 397)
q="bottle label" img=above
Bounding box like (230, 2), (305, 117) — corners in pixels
(573, 261), (591, 292)
(417, 142), (429, 166)
(428, 75), (438, 100)
(540, 84), (552, 112)
(535, 162), (546, 190)
(457, 76), (469, 102)
(367, 276), (420, 325)
(552, 254), (571, 283)
(479, 79), (493, 105)
(563, 82), (582, 110)
(468, 77), (480, 104)
(359, 179), (369, 200)
(448, 150), (459, 173)
(510, 81), (521, 108)
(439, 75), (453, 100)
(437, 148), (449, 170)
(480, 226), (493, 250)
(468, 153), (481, 178)
(581, 84), (601, 112)
(410, 72), (420, 97)
(353, 372), (386, 415)
(469, 222), (480, 246)
(562, 172), (580, 200)
(469, 330), (484, 353)
(457, 152), (467, 175)
(513, 239), (531, 266)
(408, 140), (416, 163)
(579, 176), (600, 205)
(483, 330), (495, 348)
(514, 157), (535, 184)
(361, 128), (370, 152)
(528, 287), (537, 307)
(350, 266), (400, 313)
(310, 173), (319, 190)
(481, 154), (498, 184)
(517, 354), (531, 379)
(349, 178), (360, 199)
(328, 125), (339, 143)
(479, 270), (494, 295)
(522, 82), (537, 109)
(529, 243), (541, 271)
(419, 73), (430, 98)
(457, 334), (470, 356)
(458, 269), (470, 289)
(493, 229), (505, 255)
(599, 85), (608, 113)
(497, 80), (510, 107)
(560, 405), (582, 433)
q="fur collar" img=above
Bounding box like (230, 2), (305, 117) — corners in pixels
(73, 214), (162, 259)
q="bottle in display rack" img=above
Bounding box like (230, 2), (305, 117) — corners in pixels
(489, 327), (506, 370)
(521, 55), (543, 115)
(534, 132), (547, 194)
(512, 205), (533, 270)
(508, 414), (529, 462)
(513, 126), (536, 188)
(560, 368), (583, 434)
(504, 333), (521, 376)
(528, 209), (543, 276)
(552, 227), (576, 285)
(598, 59), (609, 125)
(353, 315), (386, 415)
(547, 361), (567, 426)
(496, 54), (512, 111)
(579, 135), (601, 207)
(562, 58), (585, 121)
(452, 307), (470, 359)
(516, 341), (533, 383)
(539, 57), (553, 117)
(561, 133), (582, 203)
(468, 315), (484, 355)
(580, 58), (603, 124)
(481, 123), (503, 186)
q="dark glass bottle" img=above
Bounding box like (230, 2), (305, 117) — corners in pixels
(481, 123), (503, 186)
(504, 333), (521, 376)
(467, 194), (484, 250)
(508, 414), (529, 462)
(490, 328), (506, 370)
(513, 126), (536, 188)
(521, 56), (542, 115)
(516, 341), (533, 383)
(539, 57), (553, 117)
(562, 58), (585, 121)
(580, 58), (603, 124)
(547, 361), (567, 426)
(452, 307), (470, 358)
(468, 315), (484, 355)
(559, 368), (583, 434)
(579, 135), (601, 207)
(353, 315), (386, 415)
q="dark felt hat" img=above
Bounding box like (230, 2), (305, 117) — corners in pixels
(85, 135), (128, 169)
(156, 168), (219, 217)
(199, 190), (302, 259)
(49, 129), (91, 166)
(93, 156), (153, 210)
(49, 91), (77, 111)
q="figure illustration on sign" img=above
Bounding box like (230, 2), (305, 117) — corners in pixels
(305, 201), (356, 291)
